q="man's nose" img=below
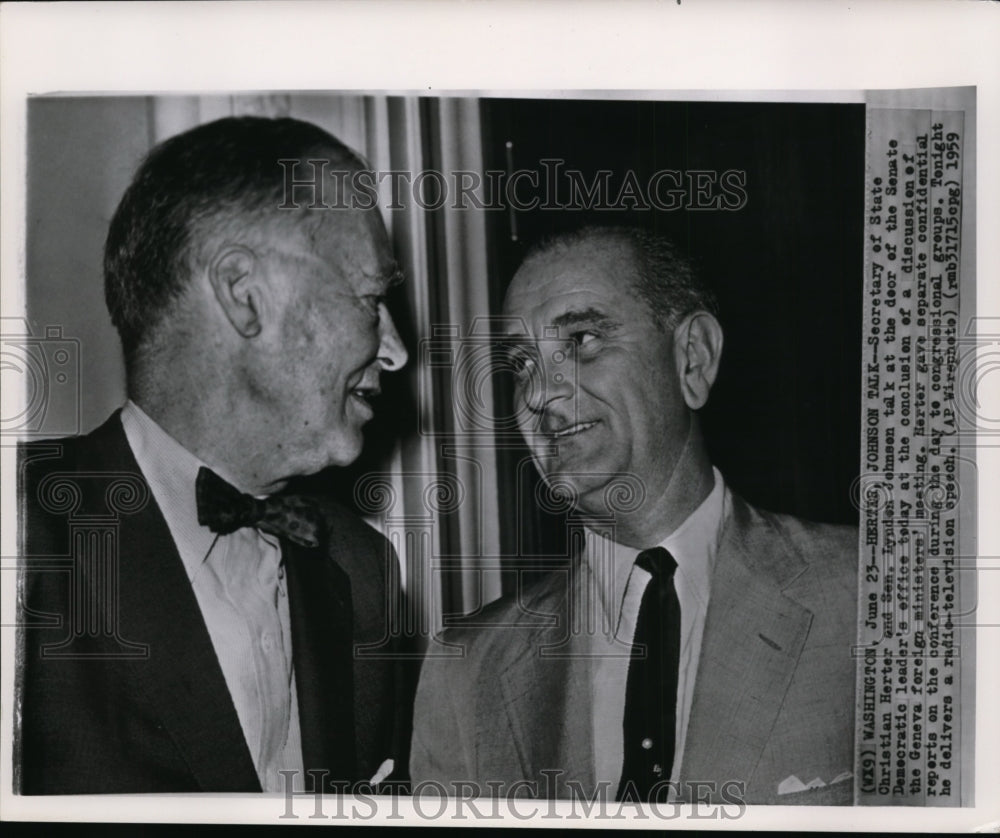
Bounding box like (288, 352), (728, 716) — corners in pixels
(377, 304), (408, 371)
(519, 345), (574, 413)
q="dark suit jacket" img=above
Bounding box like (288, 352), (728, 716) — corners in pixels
(411, 493), (858, 805)
(16, 411), (410, 794)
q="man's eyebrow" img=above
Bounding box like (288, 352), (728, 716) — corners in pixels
(386, 264), (406, 288)
(550, 307), (622, 331)
(373, 263), (405, 291)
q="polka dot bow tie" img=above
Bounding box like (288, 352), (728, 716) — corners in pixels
(195, 466), (327, 549)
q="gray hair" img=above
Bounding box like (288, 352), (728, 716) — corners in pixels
(523, 225), (719, 330)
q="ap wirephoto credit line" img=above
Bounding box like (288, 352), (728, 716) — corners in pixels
(855, 90), (976, 807)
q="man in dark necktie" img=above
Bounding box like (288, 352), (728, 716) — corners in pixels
(411, 225), (858, 805)
(18, 116), (409, 794)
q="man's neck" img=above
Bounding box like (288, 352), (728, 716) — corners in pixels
(130, 388), (287, 497)
(597, 458), (716, 549)
(575, 420), (716, 549)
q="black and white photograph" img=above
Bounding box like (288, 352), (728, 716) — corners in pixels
(0, 2), (996, 831)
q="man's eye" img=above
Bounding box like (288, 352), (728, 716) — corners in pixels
(569, 330), (598, 349)
(511, 354), (534, 375)
(504, 347), (536, 377)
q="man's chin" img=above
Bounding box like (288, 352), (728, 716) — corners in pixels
(538, 461), (646, 520)
(538, 469), (608, 512)
(319, 429), (365, 471)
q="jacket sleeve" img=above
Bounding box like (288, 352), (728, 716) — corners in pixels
(409, 647), (476, 794)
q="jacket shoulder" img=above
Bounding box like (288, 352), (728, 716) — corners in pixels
(19, 411), (130, 482)
(432, 566), (569, 670)
(19, 417), (131, 552)
(311, 495), (398, 578)
(19, 432), (86, 480)
(726, 495), (859, 634)
(756, 505), (858, 584)
(314, 495), (389, 545)
(414, 569), (563, 732)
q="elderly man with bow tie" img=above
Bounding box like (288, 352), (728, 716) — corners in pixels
(18, 116), (409, 794)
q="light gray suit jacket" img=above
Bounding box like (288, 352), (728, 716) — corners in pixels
(410, 494), (858, 805)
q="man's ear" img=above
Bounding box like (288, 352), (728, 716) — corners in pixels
(673, 310), (724, 410)
(206, 245), (268, 338)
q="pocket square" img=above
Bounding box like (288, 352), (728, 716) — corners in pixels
(369, 758), (394, 785)
(778, 770), (852, 795)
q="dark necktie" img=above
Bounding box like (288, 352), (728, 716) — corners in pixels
(617, 546), (681, 802)
(195, 466), (327, 549)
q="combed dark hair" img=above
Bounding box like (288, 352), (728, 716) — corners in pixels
(524, 225), (718, 329)
(104, 116), (363, 361)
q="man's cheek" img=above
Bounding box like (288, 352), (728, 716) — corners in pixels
(512, 392), (534, 431)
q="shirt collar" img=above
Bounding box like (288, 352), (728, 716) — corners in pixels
(583, 466), (730, 617)
(120, 399), (220, 582)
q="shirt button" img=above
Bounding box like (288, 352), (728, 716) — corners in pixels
(641, 738), (654, 750)
(262, 633), (273, 651)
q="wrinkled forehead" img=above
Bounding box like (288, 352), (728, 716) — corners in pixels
(501, 240), (637, 336)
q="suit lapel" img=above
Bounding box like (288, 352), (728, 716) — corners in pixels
(493, 496), (817, 800)
(496, 562), (595, 794)
(285, 522), (356, 790)
(680, 495), (813, 801)
(87, 413), (260, 791)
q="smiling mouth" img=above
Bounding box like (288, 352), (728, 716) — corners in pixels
(547, 421), (598, 440)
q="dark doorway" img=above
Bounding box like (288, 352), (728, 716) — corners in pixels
(480, 98), (866, 583)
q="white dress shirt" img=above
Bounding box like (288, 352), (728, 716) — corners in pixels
(121, 400), (304, 791)
(586, 467), (731, 793)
